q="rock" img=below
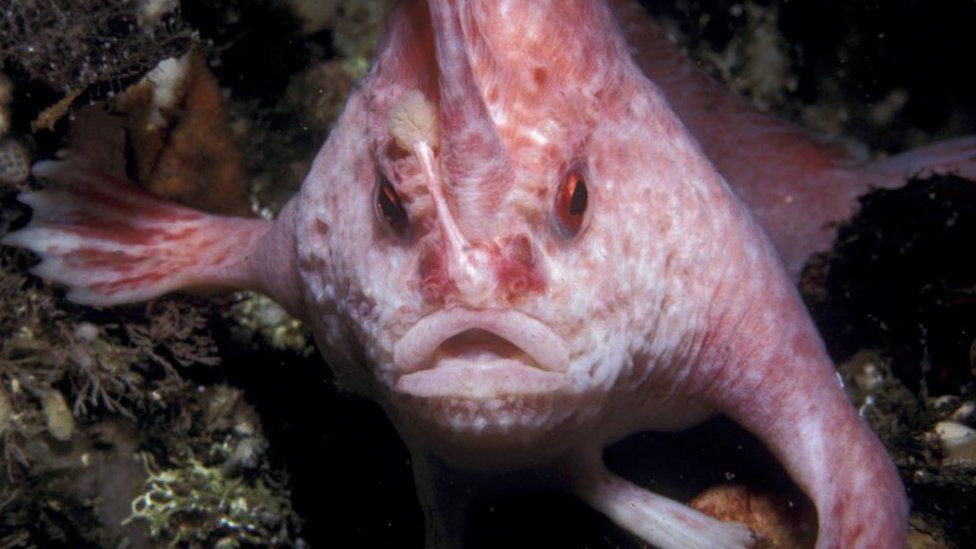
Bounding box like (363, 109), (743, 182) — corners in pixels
(691, 483), (815, 548)
(932, 421), (976, 466)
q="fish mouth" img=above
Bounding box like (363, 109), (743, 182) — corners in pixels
(392, 308), (571, 399)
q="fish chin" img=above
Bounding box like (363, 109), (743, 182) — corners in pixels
(393, 396), (584, 469)
(390, 356), (586, 467)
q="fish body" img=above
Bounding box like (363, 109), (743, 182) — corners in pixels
(10, 0), (976, 546)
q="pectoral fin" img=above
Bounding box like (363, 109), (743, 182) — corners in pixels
(3, 154), (303, 317)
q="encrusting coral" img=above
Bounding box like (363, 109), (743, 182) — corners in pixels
(116, 48), (252, 216)
(126, 446), (298, 547)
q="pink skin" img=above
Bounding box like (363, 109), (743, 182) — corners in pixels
(16, 0), (976, 546)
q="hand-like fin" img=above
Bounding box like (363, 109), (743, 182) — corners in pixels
(570, 454), (755, 549)
(3, 155), (272, 306)
(859, 135), (976, 191)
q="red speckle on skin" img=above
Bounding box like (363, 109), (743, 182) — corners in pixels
(416, 234), (545, 304)
(93, 270), (168, 293)
(314, 218), (330, 236)
(418, 242), (456, 305)
(486, 87), (500, 104)
(668, 508), (712, 530)
(51, 215), (200, 247)
(209, 248), (231, 266)
(167, 227), (198, 240)
(70, 249), (143, 271)
(532, 67), (548, 89)
(833, 498), (845, 518)
(495, 234), (546, 300)
(789, 329), (821, 361)
(79, 184), (199, 223)
(52, 223), (160, 246)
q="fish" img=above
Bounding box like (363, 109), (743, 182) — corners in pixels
(4, 0), (975, 547)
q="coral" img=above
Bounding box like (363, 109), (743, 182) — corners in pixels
(126, 453), (299, 548)
(115, 48), (252, 216)
(227, 293), (311, 354)
(122, 385), (298, 547)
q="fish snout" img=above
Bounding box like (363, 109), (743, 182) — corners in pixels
(417, 233), (547, 305)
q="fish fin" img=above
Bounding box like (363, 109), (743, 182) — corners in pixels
(610, 0), (867, 277)
(2, 154), (272, 306)
(857, 135), (976, 191)
(613, 0), (975, 277)
(572, 455), (755, 549)
(700, 276), (909, 548)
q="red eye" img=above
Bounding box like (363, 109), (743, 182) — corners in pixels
(374, 176), (410, 236)
(554, 171), (588, 237)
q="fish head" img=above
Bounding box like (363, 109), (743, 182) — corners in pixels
(296, 0), (722, 466)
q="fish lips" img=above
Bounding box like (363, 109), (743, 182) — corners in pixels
(392, 308), (571, 399)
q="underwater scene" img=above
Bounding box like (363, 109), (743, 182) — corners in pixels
(0, 1), (974, 547)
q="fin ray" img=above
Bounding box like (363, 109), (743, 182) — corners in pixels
(860, 135), (976, 190)
(3, 156), (271, 306)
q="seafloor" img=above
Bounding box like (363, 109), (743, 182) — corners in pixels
(0, 1), (974, 548)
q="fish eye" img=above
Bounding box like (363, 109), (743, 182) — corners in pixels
(554, 171), (588, 237)
(373, 175), (410, 237)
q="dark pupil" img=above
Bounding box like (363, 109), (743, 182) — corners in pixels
(568, 179), (587, 216)
(378, 180), (408, 233)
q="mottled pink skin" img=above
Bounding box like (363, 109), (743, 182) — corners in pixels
(292, 1), (906, 546)
(4, 1), (931, 547)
